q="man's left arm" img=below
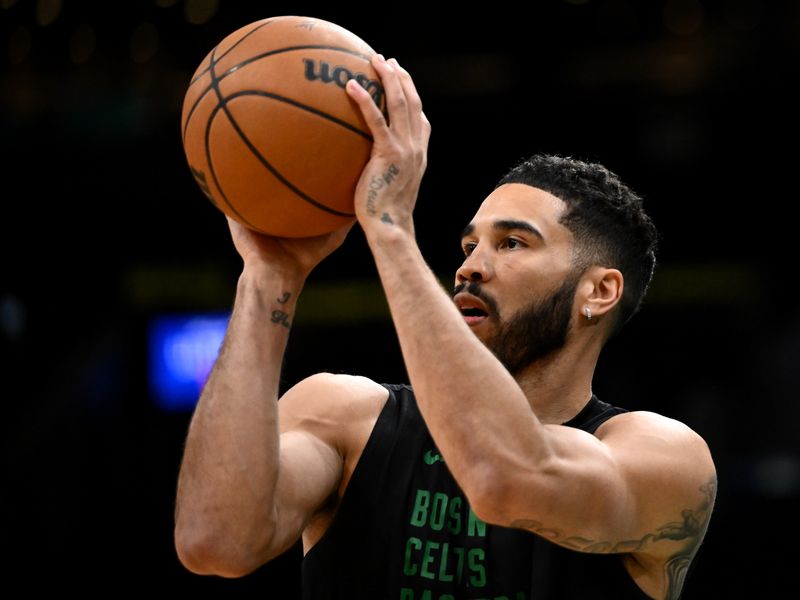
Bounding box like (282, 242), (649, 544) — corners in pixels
(345, 56), (716, 558)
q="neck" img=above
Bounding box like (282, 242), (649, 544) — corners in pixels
(514, 337), (601, 425)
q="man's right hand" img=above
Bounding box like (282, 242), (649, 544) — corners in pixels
(227, 216), (354, 281)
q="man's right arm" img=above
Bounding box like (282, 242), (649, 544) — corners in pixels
(173, 219), (351, 577)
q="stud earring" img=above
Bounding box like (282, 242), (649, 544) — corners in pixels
(584, 307), (592, 321)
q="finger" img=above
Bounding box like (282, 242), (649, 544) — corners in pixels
(387, 58), (424, 139)
(371, 53), (410, 137)
(345, 77), (391, 145)
(421, 110), (432, 153)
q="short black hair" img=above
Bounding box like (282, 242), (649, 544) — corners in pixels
(495, 153), (658, 335)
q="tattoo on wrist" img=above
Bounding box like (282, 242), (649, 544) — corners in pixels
(271, 310), (291, 329)
(366, 163), (400, 216)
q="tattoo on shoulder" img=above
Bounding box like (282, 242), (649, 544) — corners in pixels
(510, 476), (718, 599)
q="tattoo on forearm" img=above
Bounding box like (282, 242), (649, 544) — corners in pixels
(381, 212), (394, 224)
(366, 163), (400, 217)
(269, 292), (293, 328)
(509, 476), (717, 599)
(271, 310), (291, 329)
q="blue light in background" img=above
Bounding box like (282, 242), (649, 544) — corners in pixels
(148, 312), (230, 411)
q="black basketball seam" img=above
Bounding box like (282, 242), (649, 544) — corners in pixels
(183, 19), (275, 145)
(195, 44), (372, 86)
(203, 46), (262, 230)
(188, 19), (275, 88)
(224, 89), (373, 141)
(206, 46), (357, 221)
(204, 104), (263, 230)
(217, 102), (359, 218)
(221, 44), (371, 79)
(182, 44), (378, 144)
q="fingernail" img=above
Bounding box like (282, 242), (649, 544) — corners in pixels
(346, 79), (363, 92)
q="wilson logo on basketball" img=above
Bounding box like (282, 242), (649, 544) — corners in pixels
(302, 59), (384, 107)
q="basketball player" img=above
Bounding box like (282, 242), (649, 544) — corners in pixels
(174, 54), (716, 599)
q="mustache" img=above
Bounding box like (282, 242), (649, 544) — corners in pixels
(452, 281), (499, 316)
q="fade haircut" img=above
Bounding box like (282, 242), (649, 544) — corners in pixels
(495, 154), (658, 335)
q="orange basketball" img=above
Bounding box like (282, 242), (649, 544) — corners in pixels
(180, 15), (385, 237)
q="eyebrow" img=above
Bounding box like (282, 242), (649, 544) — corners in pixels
(460, 219), (544, 241)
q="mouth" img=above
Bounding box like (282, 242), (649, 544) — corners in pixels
(453, 293), (491, 327)
(460, 307), (488, 326)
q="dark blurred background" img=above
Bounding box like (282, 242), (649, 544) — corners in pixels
(2, 0), (797, 596)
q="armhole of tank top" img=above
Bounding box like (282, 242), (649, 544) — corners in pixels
(585, 406), (629, 435)
(563, 395), (629, 434)
(344, 383), (401, 496)
(302, 384), (398, 562)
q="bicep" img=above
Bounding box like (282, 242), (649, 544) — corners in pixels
(487, 414), (716, 558)
(260, 372), (384, 562)
(264, 429), (342, 560)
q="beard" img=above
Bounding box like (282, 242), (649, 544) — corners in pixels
(454, 272), (580, 375)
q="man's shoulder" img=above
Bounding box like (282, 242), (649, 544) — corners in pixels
(597, 409), (716, 514)
(278, 373), (392, 434)
(292, 371), (390, 394)
(597, 409), (709, 448)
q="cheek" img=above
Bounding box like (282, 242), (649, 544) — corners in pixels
(498, 264), (547, 298)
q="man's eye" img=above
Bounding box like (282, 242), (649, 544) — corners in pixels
(462, 242), (477, 256)
(502, 238), (524, 249)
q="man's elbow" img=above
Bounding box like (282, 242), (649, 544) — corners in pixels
(464, 461), (554, 528)
(174, 525), (265, 578)
(460, 461), (518, 526)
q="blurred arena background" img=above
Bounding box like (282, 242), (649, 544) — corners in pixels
(2, 0), (797, 595)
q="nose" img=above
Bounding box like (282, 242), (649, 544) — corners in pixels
(456, 246), (493, 284)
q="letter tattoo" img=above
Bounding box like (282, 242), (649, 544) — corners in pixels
(271, 310), (291, 329)
(365, 164), (400, 217)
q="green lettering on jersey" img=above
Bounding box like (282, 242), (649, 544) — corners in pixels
(410, 490), (430, 527)
(468, 548), (486, 588)
(438, 542), (454, 582)
(447, 495), (462, 534)
(404, 537), (422, 576)
(467, 507), (486, 537)
(430, 492), (448, 531)
(452, 545), (466, 584)
(420, 540), (439, 579)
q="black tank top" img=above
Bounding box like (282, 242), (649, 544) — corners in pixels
(301, 384), (650, 599)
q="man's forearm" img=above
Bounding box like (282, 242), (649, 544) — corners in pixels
(174, 265), (303, 571)
(365, 226), (548, 509)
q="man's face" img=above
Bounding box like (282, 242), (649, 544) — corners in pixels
(452, 183), (580, 373)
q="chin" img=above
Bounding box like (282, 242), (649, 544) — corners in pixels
(470, 323), (494, 345)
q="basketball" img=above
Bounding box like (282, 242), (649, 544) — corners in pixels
(180, 15), (385, 238)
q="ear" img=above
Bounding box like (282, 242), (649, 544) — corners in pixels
(578, 267), (624, 320)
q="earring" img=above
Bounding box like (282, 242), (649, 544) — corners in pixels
(584, 307), (592, 321)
